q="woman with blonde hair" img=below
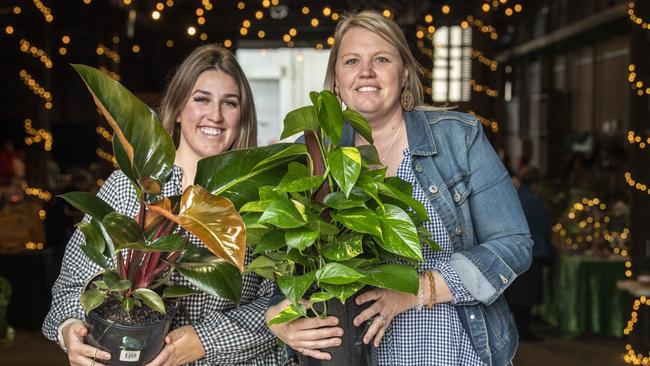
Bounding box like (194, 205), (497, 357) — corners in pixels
(43, 44), (284, 366)
(266, 10), (532, 366)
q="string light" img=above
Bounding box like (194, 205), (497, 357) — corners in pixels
(5, 25), (14, 35)
(469, 79), (498, 97)
(22, 182), (52, 201)
(33, 0), (54, 22)
(465, 15), (498, 40)
(96, 147), (117, 166)
(24, 242), (45, 250)
(19, 39), (53, 69)
(237, 1), (245, 10)
(471, 49), (498, 71)
(627, 64), (650, 96)
(98, 66), (120, 81)
(467, 110), (499, 133)
(13, 6), (22, 14)
(625, 172), (650, 195)
(19, 70), (53, 109)
(96, 43), (120, 64)
(96, 126), (113, 143)
(223, 39), (232, 48)
(24, 119), (53, 151)
(628, 1), (649, 31)
(622, 297), (650, 364)
(627, 130), (650, 150)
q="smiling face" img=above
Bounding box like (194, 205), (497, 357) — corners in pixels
(334, 26), (407, 123)
(175, 69), (241, 164)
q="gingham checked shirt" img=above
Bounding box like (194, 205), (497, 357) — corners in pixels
(376, 149), (484, 365)
(42, 167), (285, 365)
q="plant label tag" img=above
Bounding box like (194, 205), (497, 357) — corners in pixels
(120, 350), (141, 362)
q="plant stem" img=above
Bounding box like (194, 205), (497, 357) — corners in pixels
(304, 130), (329, 205)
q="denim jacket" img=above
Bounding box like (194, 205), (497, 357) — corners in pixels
(343, 109), (532, 366)
(271, 109), (533, 365)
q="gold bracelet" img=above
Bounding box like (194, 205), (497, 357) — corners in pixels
(426, 271), (436, 308)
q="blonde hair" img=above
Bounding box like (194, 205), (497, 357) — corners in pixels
(159, 44), (257, 150)
(324, 10), (424, 106)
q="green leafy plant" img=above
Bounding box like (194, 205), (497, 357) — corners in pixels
(61, 64), (259, 316)
(221, 90), (439, 324)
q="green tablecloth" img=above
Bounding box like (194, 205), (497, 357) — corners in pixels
(551, 255), (626, 338)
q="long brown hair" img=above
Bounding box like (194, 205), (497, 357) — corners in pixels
(324, 10), (425, 106)
(159, 44), (257, 149)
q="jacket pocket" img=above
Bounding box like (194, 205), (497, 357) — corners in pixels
(484, 296), (516, 351)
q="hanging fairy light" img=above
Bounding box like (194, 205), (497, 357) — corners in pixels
(19, 39), (53, 69)
(19, 70), (53, 109)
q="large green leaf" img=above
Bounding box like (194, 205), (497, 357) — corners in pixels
(240, 200), (272, 213)
(323, 192), (366, 210)
(285, 228), (318, 251)
(320, 282), (365, 304)
(313, 90), (344, 145)
(102, 212), (144, 246)
(113, 136), (142, 200)
(328, 147), (361, 198)
(357, 145), (381, 166)
(195, 143), (307, 209)
(163, 285), (197, 298)
(281, 106), (319, 139)
(342, 109), (373, 144)
(360, 264), (419, 295)
(176, 260), (242, 304)
(316, 262), (365, 285)
(378, 181), (428, 222)
(321, 232), (363, 261)
(245, 252), (286, 280)
(309, 292), (334, 303)
(277, 271), (315, 305)
(116, 234), (185, 252)
(332, 208), (382, 237)
(378, 204), (423, 262)
(59, 192), (114, 221)
(79, 244), (108, 269)
(72, 64), (175, 195)
(253, 231), (286, 255)
(277, 175), (325, 193)
(258, 186), (287, 201)
(267, 303), (307, 326)
(80, 289), (107, 314)
(259, 198), (307, 229)
(76, 219), (106, 257)
(306, 212), (341, 236)
(133, 288), (166, 314)
(102, 271), (132, 291)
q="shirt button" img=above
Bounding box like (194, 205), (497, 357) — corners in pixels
(415, 164), (423, 173)
(453, 191), (461, 203)
(428, 185), (439, 194)
(470, 314), (476, 320)
(455, 227), (462, 235)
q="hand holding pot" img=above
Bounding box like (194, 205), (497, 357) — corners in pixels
(353, 288), (418, 347)
(62, 319), (111, 366)
(145, 325), (205, 366)
(266, 299), (343, 360)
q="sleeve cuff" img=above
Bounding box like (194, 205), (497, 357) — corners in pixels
(57, 318), (82, 353)
(432, 262), (476, 305)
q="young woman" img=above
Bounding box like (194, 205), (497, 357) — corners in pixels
(266, 11), (533, 366)
(43, 45), (284, 366)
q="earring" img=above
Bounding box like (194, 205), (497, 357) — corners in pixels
(400, 87), (414, 112)
(334, 85), (340, 96)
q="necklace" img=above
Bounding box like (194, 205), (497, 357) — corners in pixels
(379, 122), (404, 164)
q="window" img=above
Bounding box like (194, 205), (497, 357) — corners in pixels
(432, 26), (472, 102)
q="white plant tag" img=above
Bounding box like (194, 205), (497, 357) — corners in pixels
(119, 350), (141, 362)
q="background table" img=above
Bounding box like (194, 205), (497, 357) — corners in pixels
(551, 254), (627, 338)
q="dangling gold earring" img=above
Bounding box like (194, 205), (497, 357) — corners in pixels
(400, 87), (414, 111)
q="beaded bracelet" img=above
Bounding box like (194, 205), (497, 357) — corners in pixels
(426, 271), (436, 308)
(415, 275), (425, 311)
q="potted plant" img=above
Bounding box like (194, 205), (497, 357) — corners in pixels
(219, 90), (438, 365)
(58, 64), (257, 365)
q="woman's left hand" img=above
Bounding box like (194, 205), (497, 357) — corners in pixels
(352, 289), (417, 347)
(145, 325), (205, 366)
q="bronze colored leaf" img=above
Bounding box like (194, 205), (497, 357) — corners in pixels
(157, 185), (246, 271)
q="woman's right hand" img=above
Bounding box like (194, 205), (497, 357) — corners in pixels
(62, 319), (111, 366)
(265, 299), (343, 360)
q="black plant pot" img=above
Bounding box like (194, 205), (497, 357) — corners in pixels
(298, 296), (373, 366)
(84, 305), (177, 366)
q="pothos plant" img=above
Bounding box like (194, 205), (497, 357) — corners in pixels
(236, 90), (439, 325)
(60, 64), (304, 317)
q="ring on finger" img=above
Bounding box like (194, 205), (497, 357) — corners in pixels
(376, 313), (387, 327)
(301, 348), (307, 355)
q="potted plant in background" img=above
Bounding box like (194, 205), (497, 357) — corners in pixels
(222, 90), (439, 365)
(59, 64), (254, 366)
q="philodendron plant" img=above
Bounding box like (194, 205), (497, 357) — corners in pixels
(232, 90), (439, 325)
(61, 64), (297, 316)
